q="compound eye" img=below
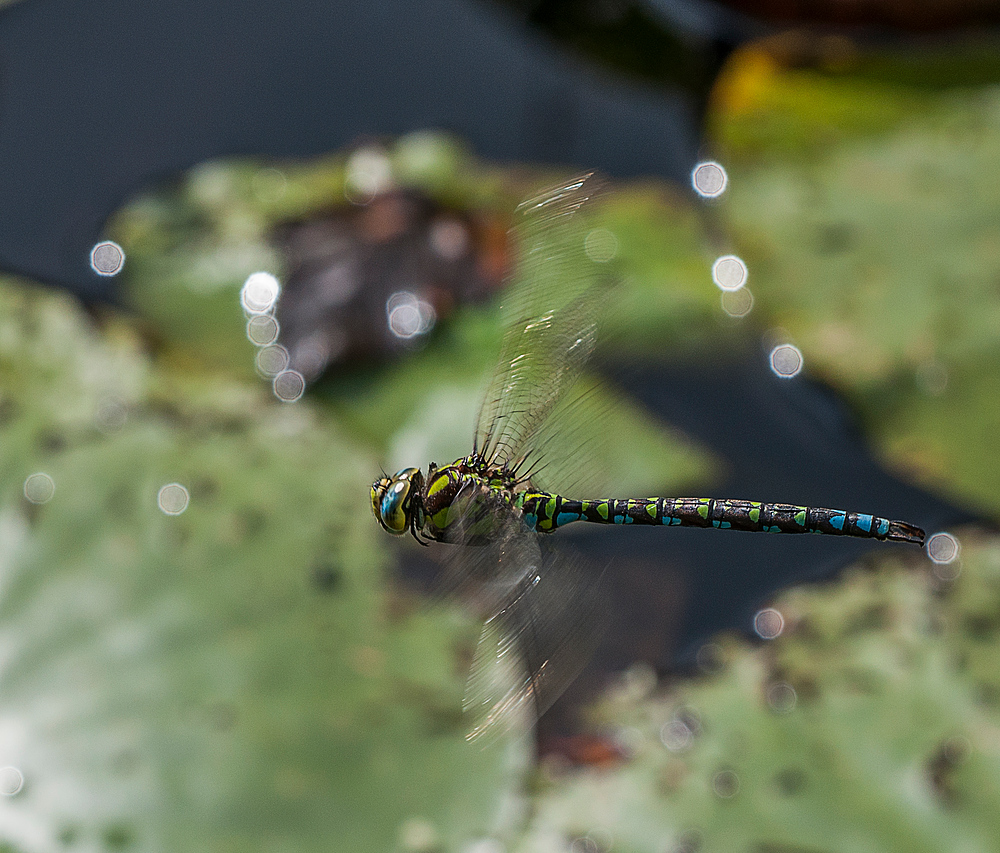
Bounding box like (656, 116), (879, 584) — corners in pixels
(379, 478), (411, 534)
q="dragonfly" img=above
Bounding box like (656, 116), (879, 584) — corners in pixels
(371, 174), (926, 739)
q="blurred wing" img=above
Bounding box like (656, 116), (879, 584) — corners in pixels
(463, 540), (604, 743)
(433, 479), (604, 742)
(474, 174), (605, 474)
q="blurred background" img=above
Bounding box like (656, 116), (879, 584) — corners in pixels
(0, 0), (999, 850)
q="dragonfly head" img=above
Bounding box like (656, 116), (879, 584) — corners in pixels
(371, 467), (424, 536)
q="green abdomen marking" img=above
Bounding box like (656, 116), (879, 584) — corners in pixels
(518, 494), (924, 545)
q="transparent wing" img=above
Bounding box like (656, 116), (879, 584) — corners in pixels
(436, 480), (604, 741)
(474, 174), (605, 474)
(517, 373), (617, 496)
(463, 542), (604, 743)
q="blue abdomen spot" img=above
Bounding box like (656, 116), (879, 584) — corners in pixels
(877, 518), (889, 536)
(523, 513), (538, 530)
(856, 514), (873, 533)
(830, 514), (845, 531)
(556, 512), (579, 528)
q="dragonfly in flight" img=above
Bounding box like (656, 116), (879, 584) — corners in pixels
(372, 174), (925, 738)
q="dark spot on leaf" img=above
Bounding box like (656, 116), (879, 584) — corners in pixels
(790, 616), (820, 643)
(675, 706), (702, 735)
(311, 563), (342, 593)
(816, 222), (854, 254)
(788, 676), (819, 703)
(927, 736), (968, 806)
(671, 828), (702, 852)
(0, 398), (18, 427)
(212, 417), (248, 435)
(774, 767), (807, 795)
(37, 430), (66, 453)
(964, 611), (1000, 640)
(976, 682), (1000, 707)
(102, 824), (135, 849)
(239, 508), (268, 539)
(190, 477), (218, 500)
(57, 826), (79, 846)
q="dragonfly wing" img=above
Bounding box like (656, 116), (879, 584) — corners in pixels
(463, 539), (605, 742)
(474, 174), (605, 475)
(433, 478), (604, 741)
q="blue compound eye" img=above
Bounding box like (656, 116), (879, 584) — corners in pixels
(370, 467), (420, 535)
(380, 480), (410, 533)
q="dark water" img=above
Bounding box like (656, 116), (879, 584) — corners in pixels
(0, 0), (704, 300)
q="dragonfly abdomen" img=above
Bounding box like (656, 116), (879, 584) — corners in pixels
(520, 493), (925, 544)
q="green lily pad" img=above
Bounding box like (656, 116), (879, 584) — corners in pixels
(0, 275), (526, 852)
(520, 533), (1000, 853)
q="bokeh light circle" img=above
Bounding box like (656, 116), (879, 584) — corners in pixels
(273, 370), (306, 402)
(23, 472), (55, 504)
(386, 291), (435, 339)
(660, 719), (694, 752)
(0, 767), (23, 796)
(246, 314), (279, 346)
(241, 272), (280, 314)
(692, 161), (728, 198)
(754, 607), (784, 639)
(927, 532), (960, 565)
(712, 255), (747, 291)
(345, 148), (394, 204)
(766, 681), (797, 713)
(770, 344), (804, 378)
(721, 287), (753, 318)
(90, 241), (125, 276)
(256, 344), (290, 377)
(428, 218), (469, 261)
(157, 483), (190, 515)
(712, 769), (740, 798)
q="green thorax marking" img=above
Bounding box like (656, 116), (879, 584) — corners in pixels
(420, 456), (519, 542)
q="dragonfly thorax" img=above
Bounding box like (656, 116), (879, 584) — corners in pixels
(372, 456), (521, 544)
